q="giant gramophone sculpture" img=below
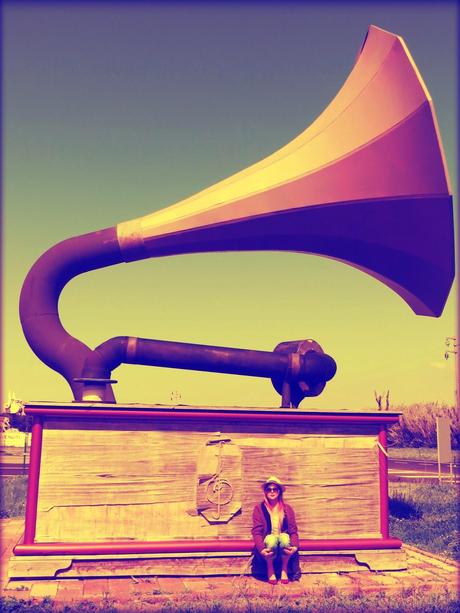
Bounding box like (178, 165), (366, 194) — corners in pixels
(11, 26), (454, 578)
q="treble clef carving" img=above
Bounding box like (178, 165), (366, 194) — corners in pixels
(205, 438), (234, 520)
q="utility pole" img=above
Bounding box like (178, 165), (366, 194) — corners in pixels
(445, 336), (459, 410)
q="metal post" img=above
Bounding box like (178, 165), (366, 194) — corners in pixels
(436, 416), (452, 485)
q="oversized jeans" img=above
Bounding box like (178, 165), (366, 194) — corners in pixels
(264, 532), (291, 552)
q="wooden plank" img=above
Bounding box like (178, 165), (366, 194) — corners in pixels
(8, 557), (73, 578)
(299, 555), (368, 572)
(43, 417), (381, 438)
(36, 502), (218, 542)
(38, 427), (201, 506)
(355, 550), (408, 571)
(8, 554), (251, 579)
(8, 549), (406, 579)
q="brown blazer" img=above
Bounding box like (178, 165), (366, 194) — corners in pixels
(251, 502), (300, 553)
(251, 501), (301, 580)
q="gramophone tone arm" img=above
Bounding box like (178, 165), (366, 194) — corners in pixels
(80, 336), (337, 405)
(19, 227), (123, 402)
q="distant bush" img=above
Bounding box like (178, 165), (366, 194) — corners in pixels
(389, 493), (421, 520)
(8, 414), (32, 433)
(0, 476), (28, 518)
(388, 403), (459, 449)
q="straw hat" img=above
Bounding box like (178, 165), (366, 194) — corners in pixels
(262, 475), (286, 492)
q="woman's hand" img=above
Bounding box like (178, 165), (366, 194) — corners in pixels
(261, 548), (274, 558)
(282, 545), (298, 556)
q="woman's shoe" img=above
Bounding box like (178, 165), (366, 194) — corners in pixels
(268, 575), (278, 585)
(280, 572), (289, 584)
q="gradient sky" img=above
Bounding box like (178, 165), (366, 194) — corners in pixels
(3, 1), (458, 410)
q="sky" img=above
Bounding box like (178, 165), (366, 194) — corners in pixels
(2, 0), (458, 410)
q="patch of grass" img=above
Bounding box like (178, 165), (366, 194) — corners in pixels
(389, 482), (459, 560)
(0, 475), (28, 518)
(0, 596), (118, 612)
(0, 597), (53, 613)
(1, 589), (459, 612)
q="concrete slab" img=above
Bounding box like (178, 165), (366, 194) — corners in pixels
(82, 577), (109, 599)
(54, 579), (85, 603)
(29, 580), (58, 598)
(156, 576), (187, 594)
(183, 577), (212, 589)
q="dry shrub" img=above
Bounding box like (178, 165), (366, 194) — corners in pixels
(0, 475), (28, 518)
(388, 402), (459, 448)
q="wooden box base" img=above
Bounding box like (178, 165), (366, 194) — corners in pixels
(16, 403), (404, 581)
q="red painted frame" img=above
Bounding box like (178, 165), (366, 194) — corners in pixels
(378, 427), (390, 539)
(16, 404), (401, 555)
(25, 406), (400, 425)
(23, 417), (43, 544)
(14, 538), (402, 556)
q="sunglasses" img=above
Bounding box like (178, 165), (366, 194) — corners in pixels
(265, 486), (279, 492)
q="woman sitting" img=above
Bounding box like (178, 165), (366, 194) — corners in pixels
(251, 475), (301, 584)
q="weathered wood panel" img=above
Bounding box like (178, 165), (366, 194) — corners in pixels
(35, 418), (382, 542)
(8, 549), (407, 579)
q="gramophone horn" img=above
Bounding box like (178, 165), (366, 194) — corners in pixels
(19, 25), (454, 403)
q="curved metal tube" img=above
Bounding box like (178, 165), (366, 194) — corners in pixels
(19, 227), (123, 402)
(19, 228), (336, 404)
